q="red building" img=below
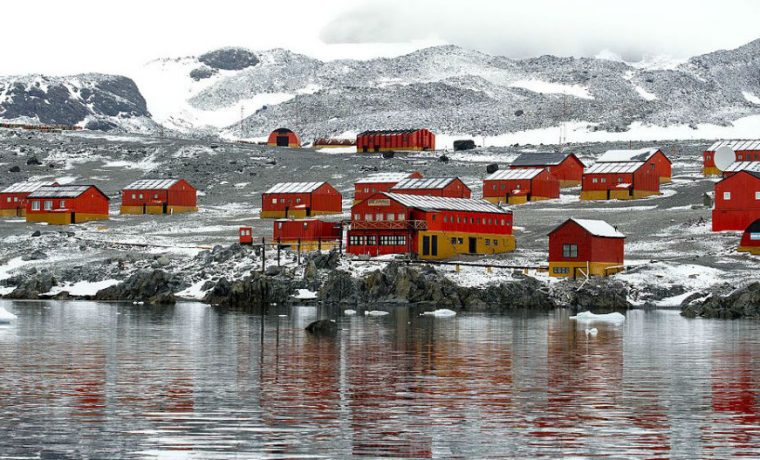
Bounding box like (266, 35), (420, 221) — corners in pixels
(267, 128), (301, 148)
(738, 219), (760, 255)
(704, 140), (760, 176)
(0, 181), (58, 217)
(389, 177), (471, 198)
(712, 171), (760, 231)
(482, 168), (559, 205)
(261, 181), (342, 218)
(721, 161), (760, 177)
(580, 162), (660, 200)
(347, 192), (514, 260)
(596, 148), (671, 183)
(313, 138), (355, 149)
(120, 179), (197, 215)
(509, 152), (585, 187)
(356, 129), (435, 152)
(239, 226), (253, 245)
(273, 219), (342, 250)
(26, 185), (110, 225)
(354, 171), (423, 204)
(548, 218), (625, 278)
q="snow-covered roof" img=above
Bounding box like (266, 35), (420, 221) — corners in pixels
(707, 140), (760, 152)
(123, 179), (180, 190)
(597, 148), (660, 163)
(570, 218), (625, 238)
(392, 177), (460, 190)
(385, 193), (509, 214)
(585, 162), (645, 174)
(511, 152), (573, 167)
(723, 161), (760, 173)
(355, 172), (417, 184)
(27, 185), (104, 199)
(265, 182), (326, 194)
(485, 168), (543, 180)
(358, 129), (426, 135)
(0, 181), (57, 194)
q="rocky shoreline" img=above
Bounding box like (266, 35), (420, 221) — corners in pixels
(2, 243), (758, 318)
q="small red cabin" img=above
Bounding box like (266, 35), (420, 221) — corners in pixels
(548, 218), (625, 278)
(738, 219), (760, 255)
(712, 171), (760, 232)
(389, 177), (471, 198)
(239, 226), (254, 245)
(596, 148), (671, 183)
(704, 140), (760, 176)
(26, 185), (110, 225)
(273, 219), (342, 250)
(120, 178), (197, 215)
(482, 168), (559, 205)
(509, 152), (585, 187)
(348, 192), (514, 260)
(580, 162), (660, 200)
(356, 129), (435, 152)
(0, 181), (58, 217)
(354, 171), (423, 204)
(267, 128), (301, 148)
(261, 181), (342, 219)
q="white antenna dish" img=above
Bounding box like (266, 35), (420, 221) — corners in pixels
(714, 145), (736, 171)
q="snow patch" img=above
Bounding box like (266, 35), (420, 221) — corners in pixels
(570, 311), (626, 324)
(294, 289), (318, 300)
(510, 79), (593, 100)
(45, 279), (119, 297)
(743, 91), (760, 105)
(634, 85), (658, 101)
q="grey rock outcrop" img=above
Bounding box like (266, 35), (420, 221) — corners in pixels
(682, 282), (760, 319)
(94, 270), (178, 304)
(203, 271), (293, 308)
(305, 319), (338, 336)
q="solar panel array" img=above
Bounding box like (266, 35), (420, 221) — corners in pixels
(486, 169), (543, 181)
(707, 140), (760, 152)
(724, 162), (760, 172)
(585, 162), (645, 174)
(597, 148), (659, 163)
(385, 193), (509, 214)
(124, 179), (180, 190)
(355, 172), (415, 184)
(27, 185), (94, 199)
(265, 182), (326, 194)
(0, 181), (57, 193)
(510, 152), (570, 166)
(392, 177), (456, 190)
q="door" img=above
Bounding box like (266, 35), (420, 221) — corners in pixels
(276, 136), (289, 147)
(16, 207), (22, 217)
(363, 146), (368, 153)
(422, 235), (430, 256)
(284, 206), (289, 218)
(162, 203), (168, 214)
(468, 237), (477, 254)
(70, 212), (76, 224)
(431, 235), (438, 257)
(306, 207), (311, 217)
(142, 204), (147, 214)
(374, 145), (380, 152)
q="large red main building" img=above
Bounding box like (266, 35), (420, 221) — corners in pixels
(389, 177), (471, 198)
(712, 170), (760, 231)
(348, 192), (514, 260)
(354, 171), (423, 204)
(356, 129), (435, 152)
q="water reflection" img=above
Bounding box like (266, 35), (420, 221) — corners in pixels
(0, 302), (758, 458)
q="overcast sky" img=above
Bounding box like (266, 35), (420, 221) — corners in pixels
(3, 0), (759, 75)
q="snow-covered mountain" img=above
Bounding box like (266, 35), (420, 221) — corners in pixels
(0, 74), (157, 132)
(3, 40), (760, 140)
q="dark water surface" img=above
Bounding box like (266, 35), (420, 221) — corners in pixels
(0, 301), (759, 459)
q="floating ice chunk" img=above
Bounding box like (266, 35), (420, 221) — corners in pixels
(344, 309), (357, 316)
(422, 309), (457, 317)
(585, 327), (599, 336)
(366, 310), (389, 316)
(294, 289), (318, 300)
(570, 311), (625, 323)
(0, 307), (17, 324)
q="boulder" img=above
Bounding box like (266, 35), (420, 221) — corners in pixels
(25, 156), (41, 165)
(486, 163), (499, 174)
(438, 155), (450, 163)
(560, 279), (632, 312)
(5, 270), (57, 299)
(305, 319), (338, 336)
(94, 270), (179, 304)
(203, 271), (293, 308)
(199, 48), (259, 70)
(8, 165), (20, 173)
(305, 249), (341, 270)
(319, 270), (359, 304)
(453, 139), (476, 151)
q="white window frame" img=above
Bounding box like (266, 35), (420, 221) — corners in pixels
(724, 192), (731, 200)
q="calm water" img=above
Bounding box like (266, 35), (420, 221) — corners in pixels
(0, 301), (759, 459)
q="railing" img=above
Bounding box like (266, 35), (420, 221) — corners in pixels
(350, 220), (427, 230)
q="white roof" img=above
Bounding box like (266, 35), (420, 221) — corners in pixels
(0, 181), (56, 193)
(585, 162), (645, 174)
(707, 140), (760, 152)
(570, 218), (625, 238)
(355, 172), (417, 185)
(724, 161), (760, 172)
(597, 148), (659, 163)
(392, 177), (459, 190)
(485, 168), (543, 180)
(265, 182), (326, 194)
(124, 179), (180, 190)
(385, 193), (509, 214)
(27, 185), (99, 199)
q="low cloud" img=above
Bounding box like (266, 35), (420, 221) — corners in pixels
(320, 0), (760, 61)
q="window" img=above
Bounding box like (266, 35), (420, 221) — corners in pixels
(492, 185), (497, 190)
(751, 232), (760, 241)
(493, 240), (498, 246)
(501, 219), (506, 226)
(13, 197), (18, 202)
(5, 197), (10, 203)
(592, 178), (598, 184)
(451, 237), (457, 245)
(485, 239), (490, 246)
(562, 244), (578, 258)
(398, 213), (405, 221)
(738, 154), (744, 160)
(456, 216), (461, 223)
(755, 191), (760, 200)
(364, 188), (369, 193)
(278, 222), (283, 229)
(375, 213), (383, 221)
(59, 200), (65, 208)
(153, 194), (159, 199)
(501, 184), (506, 190)
(296, 198), (301, 204)
(131, 193), (136, 199)
(349, 235), (366, 246)
(443, 216), (448, 223)
(139, 194), (144, 199)
(386, 213), (395, 221)
(470, 217), (474, 224)
(516, 184), (521, 189)
(354, 214), (360, 221)
(431, 214), (436, 221)
(31, 201), (40, 211)
(617, 177), (623, 183)
(553, 267), (569, 274)
(366, 236), (377, 245)
(457, 238), (463, 244)
(365, 214), (373, 221)
(724, 192), (732, 200)
(601, 178), (607, 183)
(44, 200), (52, 210)
(271, 198), (277, 204)
(706, 155), (711, 161)
(488, 218), (492, 225)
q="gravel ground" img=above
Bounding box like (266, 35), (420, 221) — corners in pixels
(0, 128), (752, 300)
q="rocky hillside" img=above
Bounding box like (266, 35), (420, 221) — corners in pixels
(133, 40), (760, 140)
(0, 73), (158, 132)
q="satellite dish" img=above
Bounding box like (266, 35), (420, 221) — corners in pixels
(714, 145), (736, 171)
